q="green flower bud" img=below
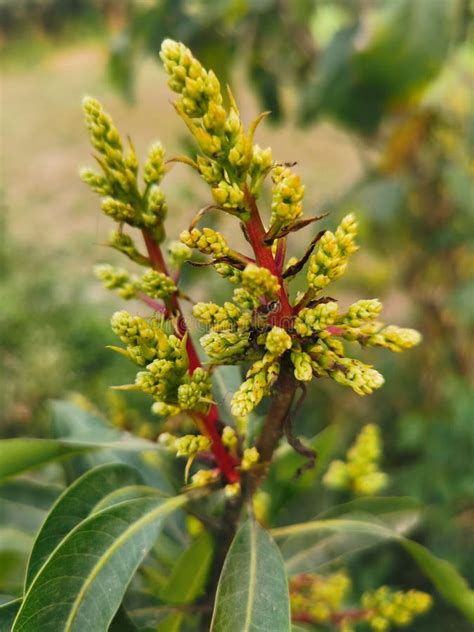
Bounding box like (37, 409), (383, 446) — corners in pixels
(270, 165), (304, 230)
(294, 302), (339, 337)
(135, 370), (161, 396)
(307, 214), (359, 291)
(177, 382), (203, 410)
(143, 142), (165, 185)
(291, 349), (313, 382)
(101, 197), (136, 223)
(265, 326), (292, 356)
(362, 586), (432, 630)
(214, 263), (243, 284)
(342, 299), (382, 327)
(95, 264), (137, 300)
(241, 263), (280, 299)
(191, 469), (218, 487)
(323, 460), (351, 490)
(151, 401), (181, 417)
(80, 167), (112, 196)
(200, 331), (250, 362)
(160, 39), (222, 118)
(111, 310), (155, 346)
(241, 447), (260, 470)
(222, 426), (238, 450)
(196, 155), (224, 186)
(179, 228), (230, 257)
(139, 268), (176, 299)
(180, 227), (230, 257)
(109, 230), (150, 266)
(211, 180), (245, 210)
(82, 96), (123, 164)
(231, 360), (279, 416)
(232, 287), (259, 310)
(175, 434), (211, 457)
(331, 357), (384, 395)
(250, 145), (273, 195)
(202, 100), (227, 134)
(168, 240), (192, 268)
(143, 186), (167, 225)
(367, 325), (422, 352)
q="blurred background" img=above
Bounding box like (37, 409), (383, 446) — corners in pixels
(1, 1), (473, 629)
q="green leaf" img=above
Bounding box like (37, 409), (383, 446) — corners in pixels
(49, 400), (175, 493)
(271, 516), (474, 622)
(158, 613), (184, 632)
(0, 439), (95, 482)
(108, 606), (138, 631)
(211, 519), (291, 632)
(299, 0), (462, 131)
(0, 598), (21, 632)
(402, 539), (474, 623)
(25, 463), (145, 589)
(0, 480), (61, 535)
(267, 425), (339, 523)
(12, 494), (188, 632)
(161, 531), (214, 605)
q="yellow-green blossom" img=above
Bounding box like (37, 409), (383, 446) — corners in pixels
(180, 227), (230, 258)
(324, 424), (388, 496)
(241, 447), (260, 470)
(175, 434), (211, 457)
(362, 586), (432, 631)
(307, 214), (358, 291)
(241, 263), (280, 299)
(143, 142), (165, 185)
(269, 165), (304, 231)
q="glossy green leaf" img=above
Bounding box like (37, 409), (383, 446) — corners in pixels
(49, 400), (175, 493)
(0, 480), (61, 535)
(161, 531), (214, 605)
(25, 463), (145, 589)
(0, 439), (94, 482)
(272, 516), (474, 622)
(13, 494), (187, 632)
(402, 539), (474, 622)
(211, 519), (291, 632)
(0, 598), (21, 632)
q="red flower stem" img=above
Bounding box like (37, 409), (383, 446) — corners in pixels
(142, 229), (239, 483)
(138, 293), (166, 314)
(242, 185), (293, 322)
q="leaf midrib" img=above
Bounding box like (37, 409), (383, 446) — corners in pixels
(13, 495), (186, 632)
(242, 520), (257, 632)
(64, 495), (185, 631)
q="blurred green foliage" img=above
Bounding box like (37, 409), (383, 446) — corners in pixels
(1, 1), (473, 629)
(0, 214), (134, 436)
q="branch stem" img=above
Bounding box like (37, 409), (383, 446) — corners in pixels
(242, 185), (293, 322)
(142, 229), (239, 483)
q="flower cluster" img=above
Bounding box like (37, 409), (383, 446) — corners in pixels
(290, 573), (432, 632)
(290, 571), (352, 625)
(268, 165), (305, 237)
(306, 213), (358, 291)
(323, 424), (388, 496)
(160, 39), (269, 209)
(82, 40), (422, 493)
(189, 212), (420, 417)
(109, 310), (212, 417)
(95, 264), (177, 301)
(362, 586), (432, 631)
(81, 97), (168, 243)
